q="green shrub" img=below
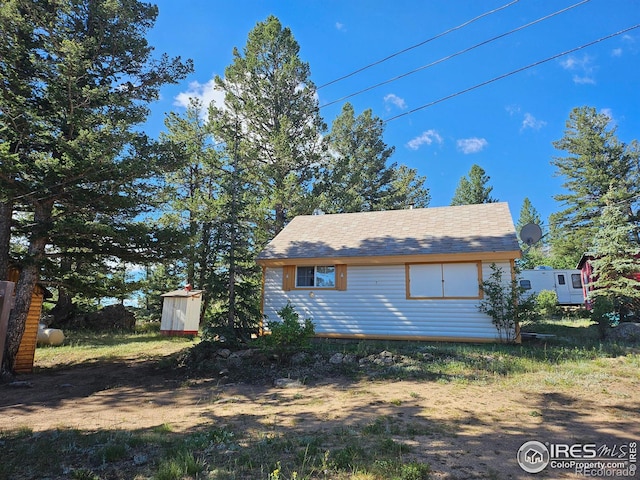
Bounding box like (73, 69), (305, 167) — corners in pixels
(536, 289), (560, 317)
(592, 295), (617, 339)
(261, 302), (315, 357)
(479, 264), (538, 342)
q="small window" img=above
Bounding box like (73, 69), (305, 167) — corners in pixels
(571, 274), (582, 289)
(520, 279), (532, 290)
(296, 266), (335, 288)
(557, 274), (566, 285)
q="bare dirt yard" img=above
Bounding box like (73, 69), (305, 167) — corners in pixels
(1, 337), (639, 480)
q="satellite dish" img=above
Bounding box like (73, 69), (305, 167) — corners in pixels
(519, 223), (542, 246)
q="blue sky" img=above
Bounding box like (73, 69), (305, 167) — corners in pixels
(144, 0), (640, 229)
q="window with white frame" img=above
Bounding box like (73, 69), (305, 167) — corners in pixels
(407, 262), (481, 298)
(296, 266), (336, 288)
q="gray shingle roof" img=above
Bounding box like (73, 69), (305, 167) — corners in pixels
(257, 203), (520, 262)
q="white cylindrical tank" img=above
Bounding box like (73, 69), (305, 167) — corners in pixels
(37, 324), (65, 346)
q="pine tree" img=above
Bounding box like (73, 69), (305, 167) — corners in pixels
(213, 15), (326, 238)
(208, 103), (261, 340)
(450, 164), (497, 206)
(590, 185), (640, 320)
(319, 103), (430, 213)
(0, 0), (192, 374)
(319, 103), (395, 213)
(549, 106), (640, 267)
(160, 98), (221, 315)
(388, 165), (431, 210)
(516, 198), (548, 269)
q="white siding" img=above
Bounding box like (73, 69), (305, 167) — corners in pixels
(263, 262), (513, 341)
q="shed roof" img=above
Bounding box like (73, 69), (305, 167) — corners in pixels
(161, 289), (203, 298)
(257, 203), (521, 264)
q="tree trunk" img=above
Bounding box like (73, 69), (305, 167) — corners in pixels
(0, 201), (12, 281)
(49, 287), (75, 328)
(274, 202), (286, 236)
(1, 200), (51, 375)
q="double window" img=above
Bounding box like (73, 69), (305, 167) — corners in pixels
(296, 266), (335, 288)
(407, 262), (481, 299)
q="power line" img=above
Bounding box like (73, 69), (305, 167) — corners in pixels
(320, 0), (590, 109)
(317, 0), (521, 90)
(384, 23), (640, 123)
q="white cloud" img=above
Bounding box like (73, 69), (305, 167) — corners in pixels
(560, 54), (597, 85)
(611, 48), (623, 57)
(521, 113), (547, 131)
(572, 75), (596, 85)
(384, 93), (407, 110)
(335, 22), (346, 31)
(599, 108), (618, 127)
(505, 104), (521, 116)
(174, 77), (225, 114)
(456, 137), (488, 154)
(600, 108), (614, 120)
(560, 56), (578, 70)
(406, 130), (443, 150)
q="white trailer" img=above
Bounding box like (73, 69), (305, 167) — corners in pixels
(519, 268), (584, 306)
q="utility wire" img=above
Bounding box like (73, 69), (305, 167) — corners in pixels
(320, 0), (590, 109)
(384, 23), (640, 123)
(317, 0), (521, 90)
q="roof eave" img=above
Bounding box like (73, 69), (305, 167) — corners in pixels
(257, 250), (522, 267)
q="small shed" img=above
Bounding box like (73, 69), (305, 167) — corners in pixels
(160, 286), (203, 335)
(257, 203), (522, 343)
(7, 267), (51, 374)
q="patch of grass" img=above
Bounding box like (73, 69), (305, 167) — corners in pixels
(71, 469), (100, 480)
(100, 442), (128, 462)
(154, 450), (206, 480)
(5, 318), (638, 479)
(153, 423), (174, 434)
(34, 330), (197, 370)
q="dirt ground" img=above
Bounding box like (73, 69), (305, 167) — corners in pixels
(1, 354), (638, 480)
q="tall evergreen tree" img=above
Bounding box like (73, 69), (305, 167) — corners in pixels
(207, 103), (262, 340)
(590, 184), (640, 320)
(160, 98), (221, 315)
(319, 103), (429, 213)
(450, 164), (497, 206)
(388, 164), (431, 210)
(213, 15), (326, 239)
(0, 0), (192, 374)
(549, 106), (640, 268)
(320, 103), (395, 213)
(516, 197), (548, 269)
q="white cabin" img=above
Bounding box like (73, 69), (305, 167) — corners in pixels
(519, 268), (584, 306)
(257, 203), (522, 343)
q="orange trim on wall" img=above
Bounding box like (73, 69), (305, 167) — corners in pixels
(315, 332), (505, 343)
(282, 265), (295, 291)
(335, 264), (347, 291)
(258, 251), (521, 267)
